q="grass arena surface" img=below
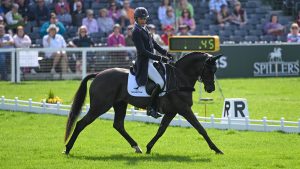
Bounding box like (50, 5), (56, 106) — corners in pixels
(0, 111), (299, 169)
(0, 77), (299, 120)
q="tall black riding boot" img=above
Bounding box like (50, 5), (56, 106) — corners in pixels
(147, 84), (162, 119)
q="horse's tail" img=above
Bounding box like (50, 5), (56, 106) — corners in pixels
(64, 73), (97, 143)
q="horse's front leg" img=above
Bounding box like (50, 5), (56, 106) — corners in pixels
(146, 112), (177, 154)
(179, 109), (223, 154)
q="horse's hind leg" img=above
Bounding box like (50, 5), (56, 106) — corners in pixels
(113, 101), (142, 153)
(65, 103), (112, 154)
(179, 109), (224, 154)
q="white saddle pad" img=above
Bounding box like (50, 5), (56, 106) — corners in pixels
(127, 73), (166, 97)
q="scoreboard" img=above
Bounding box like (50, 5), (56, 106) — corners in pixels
(168, 36), (220, 52)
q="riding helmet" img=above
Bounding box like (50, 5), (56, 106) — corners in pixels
(134, 7), (149, 20)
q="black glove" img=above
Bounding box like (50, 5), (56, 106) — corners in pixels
(161, 56), (169, 63)
(166, 52), (175, 60)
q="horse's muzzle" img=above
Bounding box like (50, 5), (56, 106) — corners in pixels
(204, 85), (215, 93)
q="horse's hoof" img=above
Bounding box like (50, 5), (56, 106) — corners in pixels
(62, 149), (69, 155)
(215, 150), (224, 155)
(132, 146), (142, 154)
(146, 150), (151, 154)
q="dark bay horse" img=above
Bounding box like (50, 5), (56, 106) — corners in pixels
(64, 52), (223, 155)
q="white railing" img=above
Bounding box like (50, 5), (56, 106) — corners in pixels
(2, 47), (146, 83)
(1, 96), (299, 133)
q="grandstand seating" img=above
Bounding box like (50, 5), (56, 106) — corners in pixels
(22, 0), (294, 46)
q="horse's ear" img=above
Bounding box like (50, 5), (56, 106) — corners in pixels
(211, 54), (223, 62)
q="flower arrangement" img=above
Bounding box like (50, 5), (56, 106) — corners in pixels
(43, 90), (63, 104)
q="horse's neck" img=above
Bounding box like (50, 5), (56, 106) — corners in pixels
(175, 56), (205, 87)
(175, 68), (197, 88)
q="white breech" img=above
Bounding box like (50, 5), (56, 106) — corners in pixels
(148, 61), (164, 89)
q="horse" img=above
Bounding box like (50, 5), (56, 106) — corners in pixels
(64, 52), (224, 155)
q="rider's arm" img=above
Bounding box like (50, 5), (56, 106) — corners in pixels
(132, 29), (162, 61)
(152, 38), (167, 56)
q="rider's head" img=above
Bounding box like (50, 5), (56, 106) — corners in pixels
(134, 7), (149, 26)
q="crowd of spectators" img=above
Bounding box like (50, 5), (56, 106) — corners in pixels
(0, 0), (300, 80)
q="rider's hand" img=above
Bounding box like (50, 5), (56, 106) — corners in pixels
(166, 52), (175, 60)
(161, 56), (169, 63)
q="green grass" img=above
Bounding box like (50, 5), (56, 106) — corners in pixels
(0, 78), (299, 121)
(0, 111), (299, 169)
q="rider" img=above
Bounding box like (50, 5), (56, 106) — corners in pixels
(132, 7), (174, 118)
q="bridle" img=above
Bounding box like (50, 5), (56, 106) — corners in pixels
(198, 60), (215, 86)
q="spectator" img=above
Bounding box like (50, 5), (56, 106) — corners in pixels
(1, 0), (12, 14)
(123, 0), (134, 25)
(0, 24), (14, 81)
(160, 6), (176, 30)
(114, 0), (133, 6)
(71, 1), (85, 27)
(118, 9), (130, 32)
(177, 24), (191, 35)
(27, 0), (50, 26)
(209, 0), (227, 14)
(13, 25), (31, 48)
(97, 8), (114, 35)
(177, 9), (196, 32)
(40, 13), (66, 37)
(68, 25), (94, 73)
(124, 24), (135, 59)
(161, 25), (174, 45)
(107, 24), (125, 47)
(295, 11), (300, 27)
(82, 9), (98, 34)
(287, 23), (300, 43)
(5, 3), (24, 33)
(125, 24), (134, 46)
(16, 0), (30, 20)
(217, 4), (232, 27)
(57, 6), (72, 26)
(13, 25), (37, 74)
(0, 16), (5, 26)
(42, 24), (71, 74)
(108, 2), (121, 23)
(147, 24), (165, 46)
(175, 0), (194, 18)
(70, 0), (84, 14)
(231, 1), (247, 27)
(158, 0), (171, 23)
(55, 0), (70, 14)
(263, 14), (284, 36)
(0, 7), (4, 18)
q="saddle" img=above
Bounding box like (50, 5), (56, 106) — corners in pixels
(128, 62), (177, 97)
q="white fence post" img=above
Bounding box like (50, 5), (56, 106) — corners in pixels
(298, 119), (300, 133)
(11, 52), (15, 83)
(42, 100), (46, 113)
(210, 114), (215, 128)
(245, 116), (249, 130)
(56, 102), (61, 114)
(280, 117), (284, 131)
(82, 51), (87, 79)
(1, 96), (4, 108)
(263, 117), (267, 132)
(28, 98), (32, 112)
(14, 97), (18, 111)
(130, 108), (135, 120)
(15, 50), (20, 83)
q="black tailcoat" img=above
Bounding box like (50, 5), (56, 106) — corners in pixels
(132, 23), (167, 86)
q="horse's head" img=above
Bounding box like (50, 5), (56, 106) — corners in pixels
(199, 54), (222, 93)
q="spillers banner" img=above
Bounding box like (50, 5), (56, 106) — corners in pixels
(212, 44), (300, 78)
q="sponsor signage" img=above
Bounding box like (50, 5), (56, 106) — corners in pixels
(214, 44), (300, 78)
